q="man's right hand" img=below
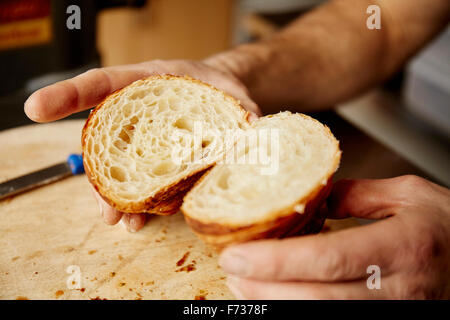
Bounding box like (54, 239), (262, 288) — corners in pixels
(25, 59), (261, 232)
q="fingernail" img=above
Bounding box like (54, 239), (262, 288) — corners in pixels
(248, 112), (260, 123)
(23, 95), (40, 121)
(226, 276), (245, 300)
(128, 221), (138, 233)
(99, 205), (104, 218)
(119, 218), (128, 230)
(24, 95), (31, 111)
(219, 251), (250, 277)
(119, 215), (138, 233)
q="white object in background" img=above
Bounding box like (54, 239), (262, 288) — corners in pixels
(404, 27), (450, 139)
(337, 90), (450, 187)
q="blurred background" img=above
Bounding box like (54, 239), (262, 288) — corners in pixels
(0, 0), (448, 187)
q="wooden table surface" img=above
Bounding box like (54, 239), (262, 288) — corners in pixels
(0, 120), (235, 300)
(0, 118), (386, 300)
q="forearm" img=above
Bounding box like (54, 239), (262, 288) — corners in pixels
(205, 0), (450, 113)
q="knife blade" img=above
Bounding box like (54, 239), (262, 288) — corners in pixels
(0, 153), (84, 201)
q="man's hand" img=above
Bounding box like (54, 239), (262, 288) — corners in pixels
(25, 59), (260, 232)
(219, 175), (450, 299)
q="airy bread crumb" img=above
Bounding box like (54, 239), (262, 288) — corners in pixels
(82, 75), (249, 214)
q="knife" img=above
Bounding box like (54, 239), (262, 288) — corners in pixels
(0, 153), (85, 201)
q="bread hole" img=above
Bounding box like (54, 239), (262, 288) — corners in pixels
(110, 166), (126, 182)
(123, 102), (133, 117)
(118, 128), (131, 144)
(153, 86), (164, 96)
(173, 117), (194, 132)
(86, 139), (93, 154)
(136, 148), (144, 157)
(158, 99), (169, 112)
(109, 146), (120, 155)
(201, 139), (212, 148)
(190, 106), (200, 114)
(153, 161), (176, 176)
(113, 139), (128, 151)
(92, 117), (100, 129)
(117, 118), (137, 147)
(144, 99), (157, 107)
(158, 140), (169, 148)
(217, 170), (230, 190)
(129, 89), (146, 100)
(130, 116), (139, 125)
(143, 107), (153, 118)
(213, 105), (223, 114)
(168, 97), (179, 110)
(240, 187), (256, 200)
(129, 172), (142, 181)
(111, 97), (120, 105)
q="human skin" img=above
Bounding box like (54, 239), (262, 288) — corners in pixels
(24, 0), (450, 298)
(221, 176), (450, 299)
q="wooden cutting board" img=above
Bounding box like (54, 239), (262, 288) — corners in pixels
(0, 120), (358, 300)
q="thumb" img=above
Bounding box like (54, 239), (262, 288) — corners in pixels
(25, 65), (153, 122)
(327, 176), (414, 220)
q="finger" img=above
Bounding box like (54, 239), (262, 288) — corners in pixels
(198, 76), (261, 119)
(181, 59), (261, 117)
(217, 83), (261, 118)
(247, 111), (260, 122)
(219, 217), (405, 282)
(25, 65), (153, 122)
(90, 186), (123, 225)
(226, 275), (386, 300)
(119, 213), (147, 233)
(237, 97), (261, 119)
(327, 177), (418, 220)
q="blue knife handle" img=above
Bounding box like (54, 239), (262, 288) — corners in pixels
(67, 154), (85, 175)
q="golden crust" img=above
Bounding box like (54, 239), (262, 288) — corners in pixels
(81, 74), (249, 215)
(183, 176), (334, 248)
